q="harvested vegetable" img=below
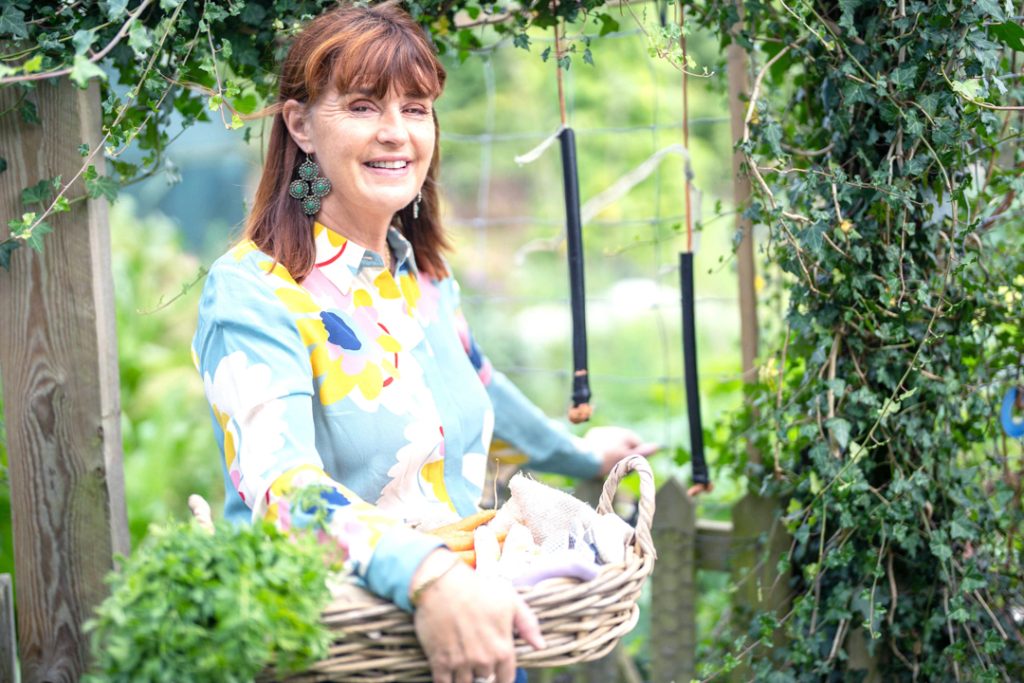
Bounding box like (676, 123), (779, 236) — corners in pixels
(428, 509), (497, 536)
(429, 530), (474, 552)
(474, 526), (501, 576)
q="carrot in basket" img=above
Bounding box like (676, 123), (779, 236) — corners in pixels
(428, 509), (497, 536)
(428, 527), (508, 552)
(430, 509), (497, 536)
(430, 530), (474, 551)
(455, 549), (476, 568)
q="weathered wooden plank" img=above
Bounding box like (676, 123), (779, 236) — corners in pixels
(1, 574), (16, 683)
(0, 79), (129, 683)
(729, 493), (791, 681)
(695, 518), (733, 573)
(650, 477), (696, 683)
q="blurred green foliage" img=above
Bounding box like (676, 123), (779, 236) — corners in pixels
(109, 199), (222, 544)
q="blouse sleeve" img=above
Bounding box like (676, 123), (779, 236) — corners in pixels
(193, 259), (442, 612)
(444, 276), (601, 479)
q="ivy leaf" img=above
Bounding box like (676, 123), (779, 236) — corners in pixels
(128, 22), (153, 56)
(19, 99), (39, 124)
(0, 240), (19, 270)
(891, 64), (918, 91)
(950, 517), (973, 540)
(838, 0), (861, 35)
(231, 92), (258, 115)
(826, 417), (852, 449)
(951, 78), (983, 100)
(21, 178), (54, 206)
(848, 441), (867, 463)
(70, 55), (108, 88)
(86, 173), (120, 202)
(596, 13), (619, 37)
(988, 21), (1024, 51)
(72, 29), (97, 56)
(0, 5), (28, 40)
(105, 0), (129, 20)
(24, 221), (53, 253)
(878, 397), (901, 421)
(930, 539), (953, 562)
(973, 0), (1004, 20)
(22, 54), (43, 74)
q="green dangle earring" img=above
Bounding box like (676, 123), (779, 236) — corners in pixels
(289, 154), (332, 215)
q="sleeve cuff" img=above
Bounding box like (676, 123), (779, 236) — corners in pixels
(487, 371), (603, 479)
(547, 445), (602, 479)
(365, 527), (446, 612)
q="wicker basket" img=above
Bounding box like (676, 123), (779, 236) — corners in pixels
(255, 455), (656, 683)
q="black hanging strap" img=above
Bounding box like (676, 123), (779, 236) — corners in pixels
(679, 252), (709, 485)
(559, 126), (592, 423)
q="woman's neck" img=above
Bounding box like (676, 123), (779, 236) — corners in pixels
(315, 203), (391, 256)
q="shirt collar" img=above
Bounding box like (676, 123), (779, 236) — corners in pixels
(312, 222), (419, 294)
(387, 226), (419, 277)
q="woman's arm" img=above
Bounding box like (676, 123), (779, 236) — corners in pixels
(446, 277), (657, 477)
(194, 256), (442, 610)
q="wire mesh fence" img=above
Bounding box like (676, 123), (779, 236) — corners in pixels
(435, 12), (746, 464)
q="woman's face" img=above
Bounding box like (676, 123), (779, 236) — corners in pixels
(292, 86), (436, 227)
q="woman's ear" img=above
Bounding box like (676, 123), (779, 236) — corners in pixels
(282, 99), (314, 154)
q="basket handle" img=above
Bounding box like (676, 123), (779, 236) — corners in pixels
(596, 455), (656, 559)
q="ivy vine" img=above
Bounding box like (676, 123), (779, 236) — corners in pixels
(694, 0), (1024, 679)
(0, 0), (626, 268)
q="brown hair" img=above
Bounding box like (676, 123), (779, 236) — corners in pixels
(245, 4), (450, 280)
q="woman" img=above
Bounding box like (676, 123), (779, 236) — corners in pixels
(192, 5), (656, 683)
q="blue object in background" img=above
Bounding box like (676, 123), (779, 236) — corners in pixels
(1001, 387), (1024, 438)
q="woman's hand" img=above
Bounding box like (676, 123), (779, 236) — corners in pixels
(412, 549), (545, 683)
(583, 425), (660, 477)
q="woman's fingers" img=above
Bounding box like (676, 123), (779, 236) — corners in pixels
(430, 661), (452, 683)
(636, 441), (660, 457)
(512, 595), (546, 651)
(493, 657), (517, 683)
(415, 564), (536, 683)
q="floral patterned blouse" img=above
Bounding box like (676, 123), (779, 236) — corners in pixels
(192, 222), (600, 611)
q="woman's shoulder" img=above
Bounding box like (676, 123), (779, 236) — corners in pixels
(205, 241), (302, 294)
(199, 241), (306, 319)
(208, 240), (273, 278)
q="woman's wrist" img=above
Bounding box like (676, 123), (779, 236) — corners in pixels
(408, 548), (462, 608)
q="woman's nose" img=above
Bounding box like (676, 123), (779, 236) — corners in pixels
(376, 108), (410, 145)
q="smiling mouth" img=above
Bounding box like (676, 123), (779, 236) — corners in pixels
(365, 160), (409, 169)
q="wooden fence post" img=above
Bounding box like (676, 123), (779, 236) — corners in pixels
(650, 477), (696, 683)
(729, 493), (791, 680)
(0, 78), (129, 683)
(1, 574), (16, 683)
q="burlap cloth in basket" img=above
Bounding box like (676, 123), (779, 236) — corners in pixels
(242, 455), (657, 683)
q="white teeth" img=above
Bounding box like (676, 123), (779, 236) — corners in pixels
(366, 160), (408, 169)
